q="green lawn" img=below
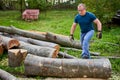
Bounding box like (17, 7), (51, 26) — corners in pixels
(0, 10), (120, 79)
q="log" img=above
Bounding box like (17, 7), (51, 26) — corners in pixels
(19, 41), (58, 58)
(11, 35), (60, 52)
(0, 69), (17, 80)
(0, 36), (20, 50)
(24, 54), (112, 79)
(11, 35), (28, 43)
(8, 49), (27, 67)
(58, 51), (77, 59)
(0, 26), (46, 41)
(0, 43), (4, 55)
(46, 32), (81, 49)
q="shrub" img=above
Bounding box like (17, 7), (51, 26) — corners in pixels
(27, 0), (52, 11)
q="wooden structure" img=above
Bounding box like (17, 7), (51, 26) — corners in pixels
(22, 9), (39, 21)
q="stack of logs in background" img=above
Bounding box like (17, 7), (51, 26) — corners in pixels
(0, 26), (112, 80)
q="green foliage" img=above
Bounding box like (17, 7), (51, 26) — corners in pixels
(27, 0), (52, 11)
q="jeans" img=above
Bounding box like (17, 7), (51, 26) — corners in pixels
(81, 30), (94, 59)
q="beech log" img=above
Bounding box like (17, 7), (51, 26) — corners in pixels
(24, 54), (112, 79)
(11, 35), (60, 52)
(46, 32), (81, 49)
(0, 43), (4, 55)
(11, 35), (28, 43)
(0, 36), (20, 50)
(0, 26), (46, 41)
(8, 49), (27, 67)
(19, 41), (58, 58)
(0, 69), (17, 80)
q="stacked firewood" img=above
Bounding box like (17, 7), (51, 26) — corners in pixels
(112, 10), (120, 25)
(0, 26), (112, 80)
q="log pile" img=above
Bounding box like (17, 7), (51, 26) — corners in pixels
(0, 26), (112, 79)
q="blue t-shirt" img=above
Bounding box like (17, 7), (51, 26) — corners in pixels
(74, 12), (96, 33)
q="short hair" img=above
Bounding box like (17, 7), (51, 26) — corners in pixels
(78, 3), (86, 10)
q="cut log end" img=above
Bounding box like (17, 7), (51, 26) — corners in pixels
(52, 49), (58, 58)
(54, 44), (60, 55)
(8, 49), (27, 67)
(8, 39), (20, 49)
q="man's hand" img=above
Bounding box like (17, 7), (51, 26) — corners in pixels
(96, 31), (102, 39)
(70, 34), (74, 41)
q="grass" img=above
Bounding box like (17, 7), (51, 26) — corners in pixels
(0, 10), (120, 79)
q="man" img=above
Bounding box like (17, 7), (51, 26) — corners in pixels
(70, 3), (102, 59)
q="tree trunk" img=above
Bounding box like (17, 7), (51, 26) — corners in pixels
(0, 69), (17, 80)
(8, 49), (27, 67)
(46, 32), (81, 49)
(58, 51), (77, 59)
(11, 35), (60, 52)
(0, 26), (46, 41)
(19, 41), (58, 58)
(24, 54), (112, 79)
(0, 36), (20, 50)
(11, 35), (28, 43)
(0, 43), (4, 55)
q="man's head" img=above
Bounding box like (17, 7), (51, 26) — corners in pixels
(77, 3), (86, 16)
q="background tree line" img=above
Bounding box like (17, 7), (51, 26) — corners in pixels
(0, 0), (120, 23)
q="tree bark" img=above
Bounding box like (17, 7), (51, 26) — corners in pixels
(11, 35), (60, 52)
(0, 43), (4, 55)
(0, 26), (47, 41)
(24, 54), (112, 79)
(0, 69), (17, 80)
(8, 49), (27, 67)
(19, 41), (58, 58)
(58, 51), (77, 59)
(46, 32), (81, 49)
(0, 36), (20, 50)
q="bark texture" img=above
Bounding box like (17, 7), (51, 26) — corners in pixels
(11, 35), (60, 52)
(0, 69), (17, 80)
(8, 49), (27, 67)
(24, 54), (112, 79)
(0, 26), (46, 41)
(19, 41), (58, 58)
(46, 32), (81, 49)
(58, 51), (77, 59)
